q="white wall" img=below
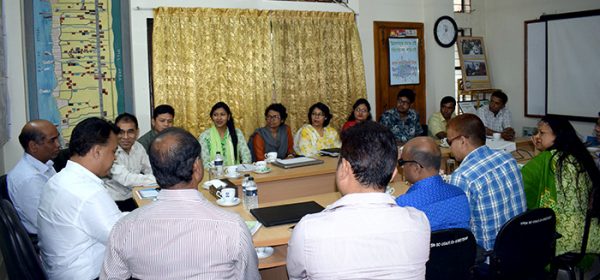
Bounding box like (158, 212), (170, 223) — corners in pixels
(483, 0), (600, 137)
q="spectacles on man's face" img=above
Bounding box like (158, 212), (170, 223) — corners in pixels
(398, 158), (423, 168)
(446, 135), (463, 146)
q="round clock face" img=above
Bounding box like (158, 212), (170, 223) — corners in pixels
(434, 16), (458, 48)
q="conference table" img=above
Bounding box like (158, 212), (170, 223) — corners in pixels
(133, 139), (536, 279)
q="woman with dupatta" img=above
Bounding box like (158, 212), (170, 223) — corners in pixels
(294, 102), (341, 157)
(521, 115), (600, 257)
(249, 103), (294, 162)
(198, 102), (251, 168)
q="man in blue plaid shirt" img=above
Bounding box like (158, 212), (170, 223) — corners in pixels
(447, 114), (526, 261)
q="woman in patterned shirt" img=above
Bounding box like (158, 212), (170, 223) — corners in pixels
(521, 115), (600, 256)
(293, 102), (341, 157)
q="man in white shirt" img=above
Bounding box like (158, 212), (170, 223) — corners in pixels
(7, 120), (60, 234)
(286, 121), (431, 279)
(38, 117), (125, 280)
(476, 90), (515, 140)
(104, 113), (156, 211)
(102, 127), (260, 279)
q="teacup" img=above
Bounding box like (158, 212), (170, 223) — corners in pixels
(493, 132), (501, 140)
(264, 152), (277, 162)
(226, 166), (238, 177)
(217, 188), (236, 202)
(255, 161), (267, 171)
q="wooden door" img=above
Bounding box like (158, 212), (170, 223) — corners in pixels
(373, 22), (426, 123)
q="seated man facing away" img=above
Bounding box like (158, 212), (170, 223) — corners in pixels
(287, 122), (430, 279)
(7, 119), (60, 234)
(102, 127), (259, 280)
(38, 117), (124, 280)
(396, 136), (470, 231)
(379, 88), (423, 144)
(137, 104), (174, 153)
(428, 96), (456, 139)
(476, 90), (515, 140)
(447, 114), (526, 259)
(104, 113), (156, 211)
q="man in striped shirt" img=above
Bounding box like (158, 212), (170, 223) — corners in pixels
(101, 128), (259, 280)
(447, 114), (526, 262)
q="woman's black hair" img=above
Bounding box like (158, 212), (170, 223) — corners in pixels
(541, 115), (600, 218)
(264, 103), (288, 123)
(210, 102), (239, 162)
(346, 98), (372, 122)
(307, 102), (333, 127)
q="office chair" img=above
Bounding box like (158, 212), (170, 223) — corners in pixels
(0, 174), (10, 203)
(0, 199), (46, 280)
(476, 208), (556, 280)
(426, 228), (476, 280)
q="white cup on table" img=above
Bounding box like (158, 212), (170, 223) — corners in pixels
(226, 166), (238, 177)
(493, 132), (501, 140)
(264, 152), (277, 163)
(255, 161), (267, 171)
(216, 188), (236, 202)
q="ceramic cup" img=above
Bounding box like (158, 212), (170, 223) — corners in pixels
(217, 188), (236, 202)
(226, 166), (238, 177)
(493, 132), (501, 140)
(255, 161), (267, 171)
(264, 152), (277, 162)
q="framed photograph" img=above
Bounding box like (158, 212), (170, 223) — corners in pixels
(457, 36), (491, 89)
(388, 38), (419, 85)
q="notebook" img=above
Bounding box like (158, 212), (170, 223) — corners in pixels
(271, 157), (324, 169)
(250, 201), (325, 227)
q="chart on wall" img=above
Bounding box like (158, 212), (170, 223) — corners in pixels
(25, 0), (125, 142)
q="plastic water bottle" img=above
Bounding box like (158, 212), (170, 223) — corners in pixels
(214, 152), (224, 177)
(241, 174), (250, 207)
(244, 177), (258, 210)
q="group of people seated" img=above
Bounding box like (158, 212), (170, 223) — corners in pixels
(4, 89), (600, 279)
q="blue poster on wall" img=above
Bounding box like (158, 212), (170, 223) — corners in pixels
(389, 38), (419, 85)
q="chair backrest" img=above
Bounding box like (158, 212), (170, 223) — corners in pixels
(0, 174), (10, 203)
(426, 228), (476, 280)
(490, 208), (556, 279)
(0, 199), (46, 280)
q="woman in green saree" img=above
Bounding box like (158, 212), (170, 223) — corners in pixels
(521, 115), (600, 256)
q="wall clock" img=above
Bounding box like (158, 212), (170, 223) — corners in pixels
(434, 16), (458, 48)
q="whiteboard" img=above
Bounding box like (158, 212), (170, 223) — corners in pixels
(525, 21), (546, 116)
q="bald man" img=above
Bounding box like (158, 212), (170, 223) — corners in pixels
(7, 119), (61, 234)
(395, 137), (470, 231)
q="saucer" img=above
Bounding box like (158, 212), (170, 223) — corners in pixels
(253, 167), (272, 174)
(216, 197), (241, 207)
(255, 246), (274, 259)
(225, 172), (242, 179)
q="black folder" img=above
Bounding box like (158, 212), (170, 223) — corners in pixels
(250, 201), (325, 227)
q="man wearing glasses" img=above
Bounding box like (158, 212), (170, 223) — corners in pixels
(379, 89), (424, 144)
(395, 136), (470, 231)
(446, 114), (526, 262)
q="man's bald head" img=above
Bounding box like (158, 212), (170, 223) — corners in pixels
(403, 136), (441, 171)
(149, 127), (201, 189)
(18, 120), (60, 162)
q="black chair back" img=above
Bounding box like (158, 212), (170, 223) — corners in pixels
(489, 208), (556, 279)
(0, 199), (46, 280)
(426, 228), (476, 280)
(0, 174), (10, 203)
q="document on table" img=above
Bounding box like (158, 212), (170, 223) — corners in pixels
(245, 221), (262, 236)
(137, 188), (159, 199)
(486, 139), (517, 153)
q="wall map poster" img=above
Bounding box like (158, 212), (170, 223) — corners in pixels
(26, 0), (125, 142)
(388, 38), (419, 85)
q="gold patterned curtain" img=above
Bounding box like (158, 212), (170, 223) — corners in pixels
(153, 8), (273, 137)
(153, 8), (366, 137)
(270, 11), (366, 132)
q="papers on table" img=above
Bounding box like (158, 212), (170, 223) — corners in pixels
(245, 221), (262, 236)
(486, 138), (517, 153)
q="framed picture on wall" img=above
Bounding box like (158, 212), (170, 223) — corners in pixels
(457, 36), (491, 89)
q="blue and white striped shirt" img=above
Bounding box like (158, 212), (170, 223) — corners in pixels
(449, 145), (526, 250)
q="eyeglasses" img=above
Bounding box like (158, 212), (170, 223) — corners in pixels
(311, 113), (325, 118)
(397, 159), (423, 168)
(266, 115), (281, 120)
(446, 135), (463, 146)
(397, 99), (411, 105)
(354, 108), (368, 114)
